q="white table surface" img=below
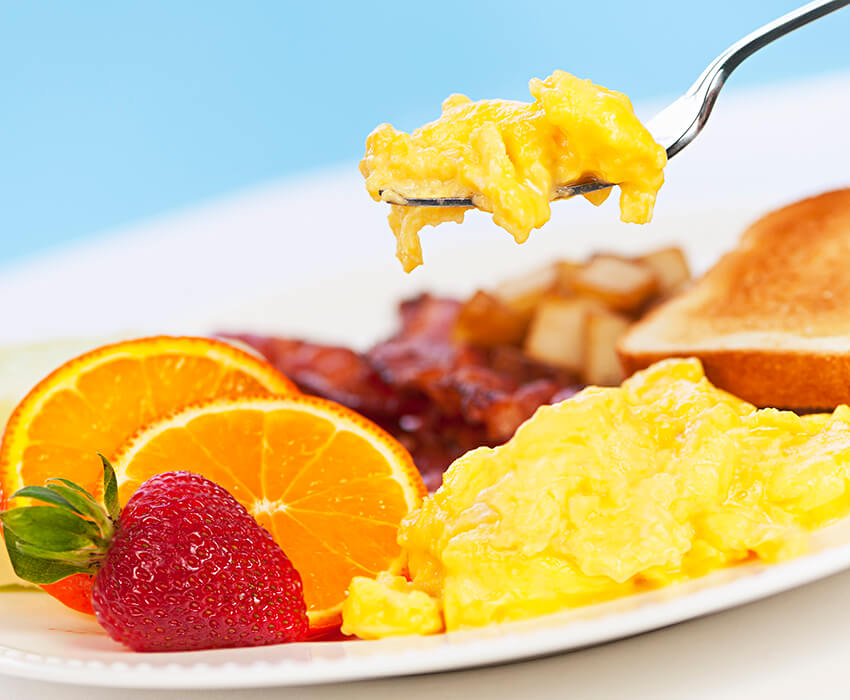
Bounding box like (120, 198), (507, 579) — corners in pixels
(1, 72), (850, 698)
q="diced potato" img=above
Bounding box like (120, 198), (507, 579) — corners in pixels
(455, 290), (528, 347)
(494, 264), (559, 317)
(583, 308), (631, 386)
(523, 298), (599, 372)
(571, 255), (658, 313)
(637, 247), (691, 295)
(553, 259), (582, 296)
(452, 245), (688, 384)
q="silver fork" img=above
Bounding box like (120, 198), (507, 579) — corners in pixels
(380, 0), (849, 208)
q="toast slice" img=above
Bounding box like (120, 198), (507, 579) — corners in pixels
(619, 188), (850, 409)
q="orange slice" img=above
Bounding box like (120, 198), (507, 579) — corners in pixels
(0, 336), (297, 507)
(111, 395), (426, 630)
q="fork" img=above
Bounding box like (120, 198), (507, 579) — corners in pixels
(380, 0), (850, 208)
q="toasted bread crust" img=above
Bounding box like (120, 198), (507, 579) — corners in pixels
(620, 348), (850, 410)
(619, 188), (850, 409)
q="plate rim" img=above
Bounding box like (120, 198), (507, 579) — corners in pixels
(2, 535), (850, 689)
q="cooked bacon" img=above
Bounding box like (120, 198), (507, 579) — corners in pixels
(368, 295), (578, 436)
(225, 335), (417, 418)
(368, 296), (484, 392)
(225, 295), (581, 487)
(397, 295), (461, 339)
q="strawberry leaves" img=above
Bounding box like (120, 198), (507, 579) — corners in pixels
(1, 506), (103, 549)
(0, 456), (119, 585)
(1, 530), (86, 584)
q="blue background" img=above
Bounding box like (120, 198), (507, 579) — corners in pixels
(2, 1), (849, 264)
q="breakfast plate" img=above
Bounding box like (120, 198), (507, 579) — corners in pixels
(1, 72), (850, 688)
(1, 200), (850, 688)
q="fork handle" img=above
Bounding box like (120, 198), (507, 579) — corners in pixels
(664, 0), (850, 158)
(695, 0), (849, 90)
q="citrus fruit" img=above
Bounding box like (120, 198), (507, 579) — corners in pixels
(0, 336), (297, 509)
(111, 395), (426, 630)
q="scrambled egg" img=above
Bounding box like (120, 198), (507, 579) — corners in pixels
(342, 359), (850, 638)
(361, 70), (667, 272)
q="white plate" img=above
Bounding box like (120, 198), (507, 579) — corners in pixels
(1, 73), (850, 690)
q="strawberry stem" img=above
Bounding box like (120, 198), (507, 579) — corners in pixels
(0, 457), (119, 584)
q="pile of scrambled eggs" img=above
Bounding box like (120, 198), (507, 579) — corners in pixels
(361, 70), (667, 272)
(342, 359), (850, 638)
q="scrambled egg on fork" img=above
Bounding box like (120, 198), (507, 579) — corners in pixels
(361, 71), (667, 272)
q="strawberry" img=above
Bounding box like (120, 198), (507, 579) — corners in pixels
(0, 456), (308, 652)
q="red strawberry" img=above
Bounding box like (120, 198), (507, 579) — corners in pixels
(0, 457), (308, 652)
